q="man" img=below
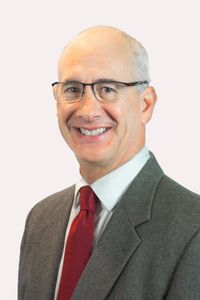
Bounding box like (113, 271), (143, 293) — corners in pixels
(18, 26), (200, 299)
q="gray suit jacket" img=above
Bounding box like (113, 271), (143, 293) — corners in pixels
(18, 154), (200, 299)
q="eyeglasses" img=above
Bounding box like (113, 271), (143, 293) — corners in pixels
(52, 80), (149, 103)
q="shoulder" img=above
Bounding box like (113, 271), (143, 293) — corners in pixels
(30, 185), (75, 213)
(33, 185), (75, 210)
(157, 175), (200, 206)
(25, 185), (75, 227)
(154, 175), (200, 225)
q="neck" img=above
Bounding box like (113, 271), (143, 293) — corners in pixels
(80, 165), (112, 184)
(79, 144), (145, 184)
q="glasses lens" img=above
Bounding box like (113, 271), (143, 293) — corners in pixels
(59, 82), (83, 101)
(95, 82), (126, 102)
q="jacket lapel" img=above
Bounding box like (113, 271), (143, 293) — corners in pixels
(72, 153), (164, 300)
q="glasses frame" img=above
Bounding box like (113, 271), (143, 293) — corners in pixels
(52, 80), (149, 102)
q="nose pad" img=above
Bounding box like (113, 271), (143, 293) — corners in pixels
(76, 86), (102, 121)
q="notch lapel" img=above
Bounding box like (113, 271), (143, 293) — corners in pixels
(72, 153), (164, 300)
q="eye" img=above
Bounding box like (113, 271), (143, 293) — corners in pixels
(97, 83), (118, 94)
(59, 82), (83, 101)
(95, 82), (119, 101)
(102, 86), (115, 93)
(63, 85), (82, 94)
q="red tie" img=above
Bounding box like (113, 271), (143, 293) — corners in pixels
(57, 186), (97, 300)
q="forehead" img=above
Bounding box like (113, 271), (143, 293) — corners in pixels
(58, 30), (134, 81)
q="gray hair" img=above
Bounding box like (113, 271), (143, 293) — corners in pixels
(128, 37), (150, 93)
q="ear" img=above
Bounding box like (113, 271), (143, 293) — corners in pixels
(140, 86), (157, 124)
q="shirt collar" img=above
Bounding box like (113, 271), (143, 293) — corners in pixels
(75, 147), (150, 211)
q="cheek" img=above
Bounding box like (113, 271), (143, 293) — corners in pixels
(105, 102), (141, 137)
(57, 103), (75, 125)
(124, 104), (143, 133)
(104, 103), (124, 121)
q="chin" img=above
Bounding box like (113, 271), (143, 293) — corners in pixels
(78, 155), (106, 165)
(76, 151), (111, 167)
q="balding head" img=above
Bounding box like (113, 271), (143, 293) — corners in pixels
(58, 26), (150, 93)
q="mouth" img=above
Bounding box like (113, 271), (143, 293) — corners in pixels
(79, 127), (108, 136)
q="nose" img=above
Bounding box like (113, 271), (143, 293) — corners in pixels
(76, 86), (102, 121)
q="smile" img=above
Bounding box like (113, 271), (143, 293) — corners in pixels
(79, 127), (107, 136)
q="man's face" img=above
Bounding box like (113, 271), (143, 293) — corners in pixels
(56, 31), (155, 180)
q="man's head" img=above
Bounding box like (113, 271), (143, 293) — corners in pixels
(53, 26), (157, 182)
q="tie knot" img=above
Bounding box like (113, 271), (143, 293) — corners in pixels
(79, 186), (96, 213)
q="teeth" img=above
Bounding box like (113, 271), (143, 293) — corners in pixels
(80, 128), (106, 136)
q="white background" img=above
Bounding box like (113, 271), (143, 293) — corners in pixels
(1, 0), (200, 298)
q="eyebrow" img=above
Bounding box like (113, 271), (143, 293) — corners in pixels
(61, 77), (118, 83)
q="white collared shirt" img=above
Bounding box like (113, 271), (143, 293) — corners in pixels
(54, 147), (150, 299)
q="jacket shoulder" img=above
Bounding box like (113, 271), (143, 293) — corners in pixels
(26, 185), (75, 228)
(32, 185), (75, 210)
(159, 175), (200, 203)
(155, 175), (200, 225)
